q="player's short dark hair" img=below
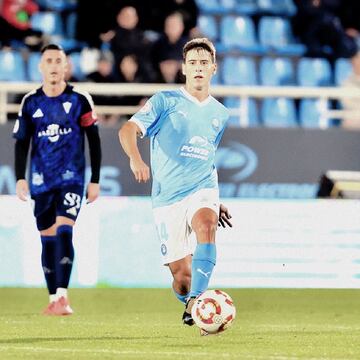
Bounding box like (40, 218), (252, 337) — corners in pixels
(41, 43), (64, 54)
(183, 38), (216, 63)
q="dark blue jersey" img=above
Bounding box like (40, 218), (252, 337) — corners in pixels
(13, 84), (97, 195)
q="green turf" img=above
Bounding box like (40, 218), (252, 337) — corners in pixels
(0, 288), (359, 359)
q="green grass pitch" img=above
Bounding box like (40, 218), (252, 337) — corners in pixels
(0, 288), (359, 359)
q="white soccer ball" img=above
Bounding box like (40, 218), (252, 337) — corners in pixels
(191, 289), (236, 334)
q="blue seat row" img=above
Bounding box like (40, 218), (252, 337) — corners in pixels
(217, 56), (351, 87)
(224, 97), (335, 128)
(199, 15), (305, 56)
(196, 0), (296, 16)
(0, 49), (352, 88)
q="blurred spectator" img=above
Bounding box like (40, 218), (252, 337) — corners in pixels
(65, 55), (79, 82)
(158, 59), (184, 84)
(116, 54), (149, 106)
(340, 52), (360, 130)
(292, 0), (357, 59)
(136, 0), (199, 36)
(86, 52), (120, 127)
(75, 0), (117, 48)
(106, 6), (152, 72)
(339, 0), (360, 49)
(87, 52), (116, 83)
(152, 12), (188, 83)
(0, 0), (43, 48)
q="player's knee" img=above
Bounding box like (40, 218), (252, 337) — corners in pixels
(193, 218), (217, 236)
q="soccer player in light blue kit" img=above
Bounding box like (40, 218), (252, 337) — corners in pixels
(119, 38), (232, 327)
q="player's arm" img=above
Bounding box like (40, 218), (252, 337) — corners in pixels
(14, 137), (31, 201)
(118, 121), (150, 183)
(84, 125), (101, 203)
(218, 203), (233, 228)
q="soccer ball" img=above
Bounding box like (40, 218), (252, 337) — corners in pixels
(191, 289), (236, 334)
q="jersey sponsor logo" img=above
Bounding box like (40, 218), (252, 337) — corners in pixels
(37, 124), (72, 142)
(13, 119), (19, 133)
(180, 136), (210, 161)
(32, 172), (44, 186)
(62, 101), (72, 114)
(64, 192), (81, 217)
(32, 108), (44, 118)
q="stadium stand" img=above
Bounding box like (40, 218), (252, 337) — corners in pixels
(0, 0), (357, 128)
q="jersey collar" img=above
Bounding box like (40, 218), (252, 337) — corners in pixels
(180, 87), (211, 106)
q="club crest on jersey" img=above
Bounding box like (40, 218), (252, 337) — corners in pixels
(62, 101), (72, 114)
(38, 124), (72, 142)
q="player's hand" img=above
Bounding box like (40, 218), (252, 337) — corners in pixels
(218, 203), (232, 228)
(16, 179), (29, 201)
(86, 182), (100, 203)
(130, 157), (150, 183)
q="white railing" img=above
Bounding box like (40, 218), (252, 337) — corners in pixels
(1, 82), (360, 127)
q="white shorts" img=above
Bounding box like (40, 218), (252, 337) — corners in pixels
(153, 188), (219, 265)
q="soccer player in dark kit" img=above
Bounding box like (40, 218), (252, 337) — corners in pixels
(13, 44), (101, 315)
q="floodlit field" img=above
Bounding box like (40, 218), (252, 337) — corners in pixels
(0, 288), (359, 359)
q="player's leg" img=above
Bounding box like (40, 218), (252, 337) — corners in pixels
(33, 192), (58, 313)
(168, 255), (192, 304)
(52, 185), (84, 314)
(189, 207), (218, 298)
(153, 199), (193, 306)
(182, 189), (219, 325)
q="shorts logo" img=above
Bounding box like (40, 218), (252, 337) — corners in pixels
(32, 172), (44, 186)
(161, 244), (167, 256)
(64, 192), (81, 216)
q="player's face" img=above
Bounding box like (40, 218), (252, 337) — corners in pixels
(39, 50), (67, 86)
(182, 49), (216, 91)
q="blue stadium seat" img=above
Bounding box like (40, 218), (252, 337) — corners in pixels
(224, 97), (259, 127)
(222, 56), (257, 85)
(218, 0), (237, 12)
(261, 97), (297, 127)
(235, 0), (258, 15)
(257, 0), (296, 16)
(195, 0), (222, 14)
(299, 99), (332, 128)
(220, 15), (264, 54)
(259, 57), (295, 85)
(36, 0), (77, 11)
(31, 11), (64, 36)
(0, 50), (26, 81)
(334, 58), (352, 86)
(198, 15), (218, 41)
(258, 16), (306, 56)
(27, 52), (42, 82)
(297, 58), (332, 86)
(66, 11), (77, 39)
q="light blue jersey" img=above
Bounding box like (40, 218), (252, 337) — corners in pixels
(131, 87), (229, 208)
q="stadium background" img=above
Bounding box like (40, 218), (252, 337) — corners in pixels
(1, 0), (360, 288)
(1, 1), (360, 358)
